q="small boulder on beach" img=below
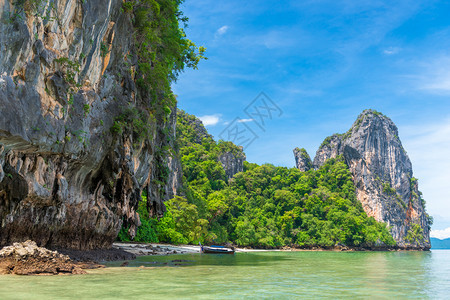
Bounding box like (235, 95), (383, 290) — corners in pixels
(0, 240), (85, 275)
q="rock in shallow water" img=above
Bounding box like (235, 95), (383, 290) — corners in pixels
(0, 240), (85, 275)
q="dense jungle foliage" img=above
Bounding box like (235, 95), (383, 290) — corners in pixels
(119, 111), (395, 248)
(115, 1), (395, 248)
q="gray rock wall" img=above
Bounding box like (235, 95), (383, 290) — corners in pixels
(307, 110), (431, 249)
(218, 151), (245, 179)
(0, 0), (180, 249)
(293, 147), (313, 172)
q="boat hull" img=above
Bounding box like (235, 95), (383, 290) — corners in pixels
(201, 246), (235, 254)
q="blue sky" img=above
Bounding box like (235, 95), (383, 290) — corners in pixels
(173, 0), (450, 235)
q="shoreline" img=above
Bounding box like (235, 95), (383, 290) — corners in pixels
(111, 242), (429, 258)
(0, 241), (432, 275)
(112, 242), (282, 256)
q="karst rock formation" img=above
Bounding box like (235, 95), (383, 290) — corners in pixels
(294, 110), (431, 249)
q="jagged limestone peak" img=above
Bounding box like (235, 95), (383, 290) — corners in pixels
(293, 147), (313, 172)
(295, 109), (431, 249)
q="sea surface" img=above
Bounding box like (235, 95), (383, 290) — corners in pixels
(0, 250), (449, 299)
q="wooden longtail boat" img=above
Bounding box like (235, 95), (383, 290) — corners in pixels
(199, 243), (235, 254)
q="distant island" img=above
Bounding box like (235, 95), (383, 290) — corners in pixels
(117, 109), (432, 250)
(431, 238), (450, 249)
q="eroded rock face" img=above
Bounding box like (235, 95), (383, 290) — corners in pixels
(308, 110), (431, 249)
(149, 107), (183, 217)
(0, 0), (180, 249)
(218, 150), (246, 179)
(293, 147), (313, 172)
(0, 240), (85, 275)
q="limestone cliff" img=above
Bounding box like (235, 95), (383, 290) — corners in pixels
(293, 147), (312, 172)
(295, 110), (431, 249)
(218, 150), (245, 179)
(0, 0), (181, 249)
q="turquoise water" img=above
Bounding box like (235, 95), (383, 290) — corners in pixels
(0, 250), (449, 299)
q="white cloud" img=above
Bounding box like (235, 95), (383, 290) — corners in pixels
(238, 118), (254, 123)
(237, 27), (312, 51)
(216, 25), (229, 36)
(282, 86), (324, 97)
(199, 114), (221, 126)
(411, 56), (450, 93)
(401, 117), (450, 221)
(383, 47), (400, 55)
(263, 29), (309, 49)
(431, 227), (450, 240)
(422, 75), (450, 92)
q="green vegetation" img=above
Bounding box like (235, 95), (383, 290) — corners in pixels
(104, 0), (205, 138)
(118, 193), (159, 243)
(6, 0), (57, 22)
(52, 54), (90, 145)
(380, 181), (407, 209)
(382, 182), (397, 195)
(53, 57), (81, 88)
(409, 177), (428, 210)
(110, 105), (155, 144)
(125, 0), (206, 112)
(119, 112), (396, 248)
(114, 0), (206, 201)
(372, 110), (382, 116)
(364, 109), (384, 117)
(410, 177), (418, 191)
(118, 194), (207, 244)
(204, 157), (395, 248)
(348, 114), (365, 136)
(53, 57), (82, 124)
(100, 42), (109, 58)
(426, 214), (434, 230)
(114, 3), (397, 249)
(320, 135), (337, 148)
(83, 104), (90, 116)
(405, 223), (424, 245)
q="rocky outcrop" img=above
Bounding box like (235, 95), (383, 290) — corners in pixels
(157, 107), (183, 209)
(299, 110), (431, 249)
(0, 240), (85, 275)
(218, 150), (246, 179)
(0, 0), (180, 249)
(177, 110), (245, 179)
(293, 147), (313, 172)
(176, 109), (212, 143)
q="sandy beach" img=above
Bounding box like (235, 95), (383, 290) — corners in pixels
(112, 242), (279, 256)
